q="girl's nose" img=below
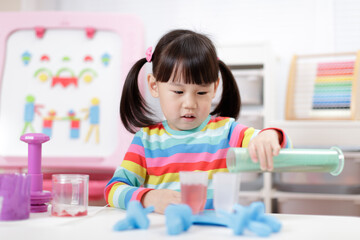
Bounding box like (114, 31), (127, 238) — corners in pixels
(183, 94), (197, 109)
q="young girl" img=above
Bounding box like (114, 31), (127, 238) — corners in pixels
(105, 29), (291, 214)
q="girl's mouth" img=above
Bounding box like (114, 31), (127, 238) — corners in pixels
(182, 115), (196, 121)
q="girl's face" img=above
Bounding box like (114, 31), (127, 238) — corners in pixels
(148, 74), (219, 131)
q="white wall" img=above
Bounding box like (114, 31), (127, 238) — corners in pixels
(17, 0), (360, 120)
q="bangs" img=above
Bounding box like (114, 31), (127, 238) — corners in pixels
(154, 34), (219, 85)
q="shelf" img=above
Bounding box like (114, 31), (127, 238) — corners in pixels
(273, 190), (360, 202)
(238, 191), (263, 200)
(267, 120), (360, 149)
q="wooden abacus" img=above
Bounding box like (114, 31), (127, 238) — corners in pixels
(285, 51), (360, 120)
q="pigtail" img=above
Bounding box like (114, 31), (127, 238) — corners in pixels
(120, 58), (157, 133)
(211, 60), (241, 119)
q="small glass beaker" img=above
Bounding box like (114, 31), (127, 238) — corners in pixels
(180, 171), (208, 214)
(51, 174), (89, 217)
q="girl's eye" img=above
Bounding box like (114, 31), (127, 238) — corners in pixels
(197, 92), (207, 95)
(174, 91), (183, 94)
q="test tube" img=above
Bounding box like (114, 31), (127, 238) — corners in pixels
(226, 147), (344, 176)
(213, 172), (240, 213)
(180, 171), (208, 214)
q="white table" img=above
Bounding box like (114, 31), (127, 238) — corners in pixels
(1, 206), (360, 240)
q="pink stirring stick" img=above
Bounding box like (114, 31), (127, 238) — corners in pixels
(20, 133), (51, 212)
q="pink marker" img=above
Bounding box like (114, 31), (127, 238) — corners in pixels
(20, 133), (51, 212)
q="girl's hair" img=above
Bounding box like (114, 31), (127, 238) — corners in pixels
(120, 29), (241, 133)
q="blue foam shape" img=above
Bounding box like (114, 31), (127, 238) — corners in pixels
(162, 201), (283, 237)
(192, 210), (229, 227)
(258, 215), (282, 233)
(165, 205), (249, 236)
(113, 201), (154, 231)
(247, 201), (282, 233)
(165, 204), (193, 235)
(233, 201), (282, 237)
(247, 221), (272, 237)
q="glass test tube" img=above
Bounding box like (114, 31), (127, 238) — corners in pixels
(226, 147), (344, 176)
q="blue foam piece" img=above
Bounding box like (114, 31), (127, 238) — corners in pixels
(258, 215), (282, 233)
(247, 201), (282, 233)
(165, 204), (193, 235)
(113, 201), (154, 231)
(247, 221), (272, 237)
(165, 201), (282, 237)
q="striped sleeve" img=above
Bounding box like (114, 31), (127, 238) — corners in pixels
(229, 121), (292, 148)
(259, 127), (293, 148)
(228, 121), (249, 147)
(104, 132), (152, 209)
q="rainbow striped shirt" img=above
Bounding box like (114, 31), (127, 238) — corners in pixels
(105, 115), (291, 209)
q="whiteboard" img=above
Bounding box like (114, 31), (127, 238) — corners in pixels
(0, 29), (121, 157)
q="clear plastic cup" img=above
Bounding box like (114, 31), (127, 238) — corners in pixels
(180, 171), (208, 214)
(51, 174), (89, 217)
(213, 172), (240, 213)
(0, 173), (31, 221)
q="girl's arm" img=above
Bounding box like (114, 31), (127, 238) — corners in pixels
(104, 134), (151, 209)
(230, 122), (291, 171)
(247, 129), (281, 171)
(141, 189), (181, 214)
(104, 133), (181, 214)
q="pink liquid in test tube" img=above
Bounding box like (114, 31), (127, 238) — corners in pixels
(180, 171), (208, 214)
(181, 184), (207, 214)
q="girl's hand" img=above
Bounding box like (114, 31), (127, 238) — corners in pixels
(141, 189), (181, 214)
(247, 130), (282, 171)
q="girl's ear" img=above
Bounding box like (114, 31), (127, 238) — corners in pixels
(147, 74), (159, 98)
(212, 78), (220, 98)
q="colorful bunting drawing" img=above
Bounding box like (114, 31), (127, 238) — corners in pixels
(22, 51), (31, 65)
(40, 55), (50, 62)
(79, 68), (97, 83)
(52, 68), (77, 87)
(101, 53), (110, 66)
(62, 56), (71, 62)
(34, 68), (52, 82)
(34, 68), (97, 87)
(84, 55), (93, 62)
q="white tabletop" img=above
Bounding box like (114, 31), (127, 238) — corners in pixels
(1, 206), (360, 240)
